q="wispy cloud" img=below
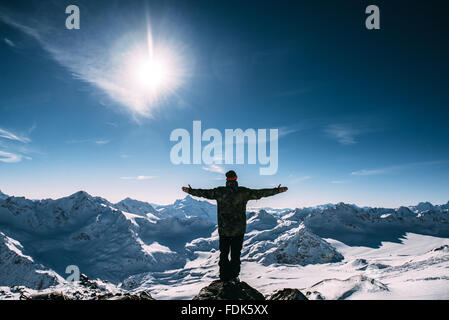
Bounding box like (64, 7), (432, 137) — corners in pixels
(278, 123), (305, 138)
(106, 122), (118, 128)
(0, 6), (188, 119)
(0, 127), (33, 163)
(351, 160), (449, 176)
(0, 151), (22, 163)
(325, 124), (360, 145)
(288, 174), (311, 184)
(66, 138), (111, 145)
(331, 180), (349, 184)
(28, 123), (37, 134)
(3, 37), (15, 47)
(202, 164), (225, 174)
(0, 128), (30, 143)
(120, 175), (156, 180)
(351, 168), (391, 176)
(94, 139), (110, 145)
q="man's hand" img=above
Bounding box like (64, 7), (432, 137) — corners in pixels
(277, 184), (288, 193)
(182, 184), (192, 193)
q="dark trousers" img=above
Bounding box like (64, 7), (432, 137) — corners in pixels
(219, 235), (244, 281)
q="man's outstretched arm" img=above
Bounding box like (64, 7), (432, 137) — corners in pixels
(182, 185), (217, 200)
(247, 184), (288, 200)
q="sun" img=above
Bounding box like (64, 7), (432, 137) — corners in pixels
(128, 49), (179, 103)
(117, 27), (188, 114)
(120, 45), (182, 114)
(136, 58), (169, 90)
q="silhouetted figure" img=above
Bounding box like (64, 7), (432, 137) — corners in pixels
(182, 170), (287, 282)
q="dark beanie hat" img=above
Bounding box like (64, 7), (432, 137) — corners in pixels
(226, 170), (237, 180)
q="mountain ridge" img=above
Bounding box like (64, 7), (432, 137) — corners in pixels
(1, 189), (449, 299)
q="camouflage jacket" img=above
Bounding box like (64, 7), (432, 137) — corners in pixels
(186, 182), (281, 236)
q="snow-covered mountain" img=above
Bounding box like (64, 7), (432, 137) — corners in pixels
(112, 195), (217, 223)
(0, 191), (215, 283)
(186, 209), (343, 266)
(0, 231), (64, 290)
(113, 197), (159, 217)
(409, 201), (449, 213)
(297, 203), (449, 247)
(154, 195), (217, 223)
(1, 190), (449, 300)
(0, 190), (8, 200)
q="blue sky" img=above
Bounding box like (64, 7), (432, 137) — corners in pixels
(1, 0), (449, 208)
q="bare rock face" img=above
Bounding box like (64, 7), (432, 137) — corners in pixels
(23, 290), (154, 300)
(20, 274), (155, 300)
(268, 288), (308, 300)
(193, 280), (265, 300)
(24, 291), (70, 300)
(96, 291), (154, 300)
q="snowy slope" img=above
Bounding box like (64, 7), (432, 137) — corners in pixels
(0, 191), (215, 283)
(156, 195), (217, 223)
(114, 195), (218, 223)
(1, 189), (449, 300)
(0, 190), (8, 200)
(186, 210), (343, 266)
(0, 232), (64, 290)
(134, 232), (449, 300)
(284, 202), (449, 247)
(256, 225), (343, 266)
(114, 198), (159, 217)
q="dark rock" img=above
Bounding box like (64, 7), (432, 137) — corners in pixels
(80, 273), (89, 283)
(433, 245), (449, 252)
(139, 291), (154, 300)
(79, 274), (98, 289)
(268, 288), (308, 300)
(21, 287), (154, 300)
(97, 291), (155, 300)
(305, 291), (324, 300)
(193, 280), (265, 300)
(25, 291), (71, 300)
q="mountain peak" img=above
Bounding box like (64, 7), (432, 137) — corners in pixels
(117, 197), (139, 204)
(174, 195), (196, 206)
(413, 201), (435, 212)
(71, 190), (91, 198)
(66, 191), (94, 203)
(334, 202), (357, 211)
(114, 197), (157, 215)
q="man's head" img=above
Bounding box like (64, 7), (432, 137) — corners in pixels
(225, 170), (237, 181)
(225, 170), (238, 187)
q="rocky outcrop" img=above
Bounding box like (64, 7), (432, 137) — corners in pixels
(193, 280), (265, 300)
(268, 288), (308, 300)
(16, 273), (154, 300)
(23, 290), (154, 300)
(24, 291), (69, 300)
(193, 280), (308, 301)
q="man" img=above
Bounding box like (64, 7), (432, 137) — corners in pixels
(182, 170), (287, 282)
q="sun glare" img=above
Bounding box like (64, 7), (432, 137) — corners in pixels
(127, 49), (179, 105)
(137, 58), (168, 90)
(115, 24), (188, 115)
